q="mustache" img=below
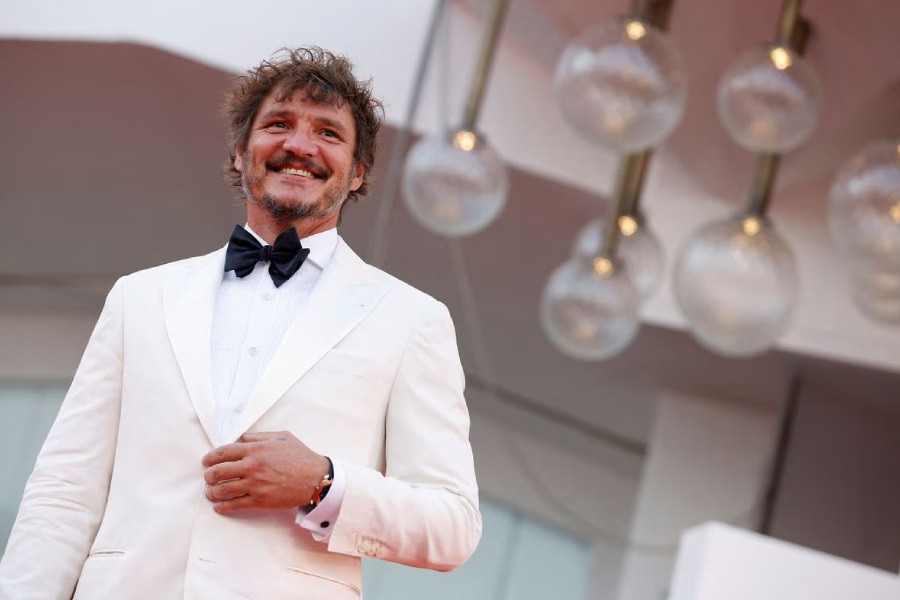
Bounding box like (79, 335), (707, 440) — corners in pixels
(265, 154), (330, 179)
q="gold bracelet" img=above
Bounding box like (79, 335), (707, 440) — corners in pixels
(306, 472), (333, 510)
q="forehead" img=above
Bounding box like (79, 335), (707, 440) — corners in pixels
(256, 89), (356, 131)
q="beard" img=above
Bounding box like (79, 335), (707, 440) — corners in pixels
(240, 151), (351, 221)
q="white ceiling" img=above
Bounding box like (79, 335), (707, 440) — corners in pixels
(471, 0), (900, 201)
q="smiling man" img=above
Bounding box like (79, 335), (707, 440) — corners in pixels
(0, 47), (482, 600)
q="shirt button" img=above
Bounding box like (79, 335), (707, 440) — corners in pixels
(248, 347), (258, 356)
(262, 292), (272, 301)
(233, 404), (244, 413)
(320, 521), (330, 528)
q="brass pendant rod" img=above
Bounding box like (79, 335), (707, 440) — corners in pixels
(746, 153), (781, 217)
(776, 0), (802, 47)
(601, 157), (639, 260)
(600, 0), (673, 261)
(460, 0), (512, 132)
(744, 0), (810, 218)
(632, 0), (652, 17)
(622, 150), (653, 218)
(633, 0), (674, 29)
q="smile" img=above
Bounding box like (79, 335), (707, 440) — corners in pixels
(280, 167), (316, 178)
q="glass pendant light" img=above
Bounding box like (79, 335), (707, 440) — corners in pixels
(673, 0), (814, 356)
(402, 130), (507, 238)
(717, 44), (821, 153)
(403, 0), (511, 238)
(541, 154), (650, 360)
(541, 256), (640, 359)
(674, 213), (798, 356)
(573, 213), (663, 302)
(555, 8), (687, 154)
(828, 138), (900, 323)
(542, 2), (678, 360)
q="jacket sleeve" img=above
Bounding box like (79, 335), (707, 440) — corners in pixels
(0, 278), (126, 600)
(324, 301), (482, 571)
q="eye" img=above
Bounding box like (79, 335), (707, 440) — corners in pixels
(265, 121), (288, 130)
(321, 129), (339, 139)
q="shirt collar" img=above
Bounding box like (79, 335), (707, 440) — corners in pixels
(243, 224), (338, 270)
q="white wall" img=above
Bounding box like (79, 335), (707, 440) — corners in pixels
(615, 390), (782, 600)
(669, 522), (900, 600)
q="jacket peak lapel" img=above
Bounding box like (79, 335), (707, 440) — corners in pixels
(163, 247), (224, 447)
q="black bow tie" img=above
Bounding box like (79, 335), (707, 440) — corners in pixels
(224, 226), (310, 288)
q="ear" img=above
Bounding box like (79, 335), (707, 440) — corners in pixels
(349, 162), (364, 192)
(233, 147), (244, 173)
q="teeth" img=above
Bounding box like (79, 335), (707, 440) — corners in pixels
(282, 167), (314, 178)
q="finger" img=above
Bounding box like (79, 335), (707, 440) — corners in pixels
(206, 479), (250, 502)
(202, 443), (247, 467)
(204, 460), (249, 485)
(212, 495), (260, 515)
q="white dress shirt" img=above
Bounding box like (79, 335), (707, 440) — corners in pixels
(211, 224), (345, 540)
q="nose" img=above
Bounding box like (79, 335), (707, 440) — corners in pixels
(282, 124), (317, 156)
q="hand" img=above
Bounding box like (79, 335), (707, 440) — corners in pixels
(201, 431), (330, 515)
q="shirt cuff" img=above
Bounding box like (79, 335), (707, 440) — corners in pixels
(296, 457), (346, 542)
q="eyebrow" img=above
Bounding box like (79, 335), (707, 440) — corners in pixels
(257, 109), (350, 135)
(259, 109), (293, 122)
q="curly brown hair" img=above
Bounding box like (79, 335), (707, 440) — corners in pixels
(224, 46), (384, 207)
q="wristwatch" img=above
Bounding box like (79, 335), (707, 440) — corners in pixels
(304, 457), (334, 512)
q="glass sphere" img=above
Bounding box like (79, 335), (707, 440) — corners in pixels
(402, 130), (508, 238)
(850, 268), (900, 324)
(673, 215), (798, 357)
(540, 258), (640, 360)
(829, 139), (900, 324)
(555, 17), (687, 154)
(572, 216), (663, 301)
(717, 45), (821, 153)
(829, 139), (900, 270)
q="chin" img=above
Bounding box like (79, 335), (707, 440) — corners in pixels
(256, 192), (340, 221)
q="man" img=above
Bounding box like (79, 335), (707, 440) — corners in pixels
(0, 47), (481, 600)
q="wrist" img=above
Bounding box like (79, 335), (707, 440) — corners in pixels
(304, 456), (333, 512)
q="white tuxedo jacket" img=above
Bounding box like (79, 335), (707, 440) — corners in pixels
(0, 238), (481, 600)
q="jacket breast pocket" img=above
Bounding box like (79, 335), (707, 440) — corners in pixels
(298, 350), (392, 410)
(311, 349), (387, 382)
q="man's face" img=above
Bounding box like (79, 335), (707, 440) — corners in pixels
(234, 88), (364, 225)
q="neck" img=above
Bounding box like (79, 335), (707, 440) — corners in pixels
(246, 208), (338, 244)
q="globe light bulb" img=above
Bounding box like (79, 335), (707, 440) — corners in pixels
(555, 17), (687, 154)
(717, 45), (821, 153)
(673, 215), (798, 357)
(572, 216), (663, 301)
(849, 268), (900, 324)
(828, 139), (900, 324)
(540, 258), (640, 360)
(829, 140), (900, 271)
(402, 130), (508, 238)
